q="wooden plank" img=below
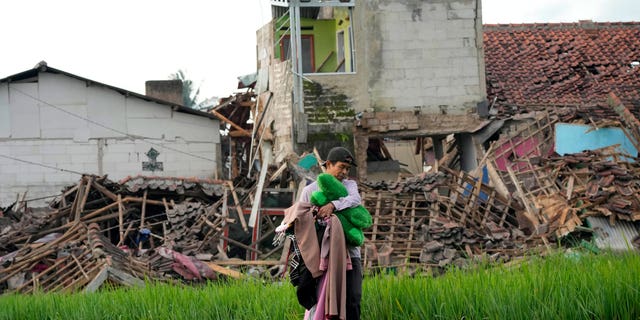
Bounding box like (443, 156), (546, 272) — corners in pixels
(139, 190), (148, 250)
(219, 235), (262, 254)
(313, 147), (326, 173)
(566, 176), (575, 200)
(227, 181), (248, 232)
(389, 198), (397, 242)
(69, 179), (84, 222)
(268, 162), (288, 183)
(117, 222), (134, 247)
(91, 180), (118, 201)
(205, 262), (244, 279)
(140, 190), (148, 229)
(76, 176), (93, 221)
(486, 162), (510, 199)
(506, 166), (539, 229)
(405, 194), (416, 267)
(210, 110), (251, 136)
(118, 195), (124, 245)
(71, 253), (90, 280)
(84, 266), (109, 293)
(249, 141), (272, 227)
(107, 267), (145, 287)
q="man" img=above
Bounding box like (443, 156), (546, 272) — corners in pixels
(299, 146), (363, 320)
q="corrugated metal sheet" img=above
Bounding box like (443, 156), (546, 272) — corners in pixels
(586, 217), (640, 251)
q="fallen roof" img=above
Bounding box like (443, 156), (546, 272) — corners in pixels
(484, 21), (640, 112)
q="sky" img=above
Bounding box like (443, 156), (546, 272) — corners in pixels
(0, 0), (637, 102)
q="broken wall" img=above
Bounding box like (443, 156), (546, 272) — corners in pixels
(256, 1), (488, 169)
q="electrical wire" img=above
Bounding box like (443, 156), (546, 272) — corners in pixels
(0, 154), (85, 175)
(9, 86), (217, 163)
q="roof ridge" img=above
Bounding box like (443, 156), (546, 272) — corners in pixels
(484, 21), (640, 30)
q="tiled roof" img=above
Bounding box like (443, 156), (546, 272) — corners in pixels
(118, 175), (226, 196)
(484, 21), (640, 113)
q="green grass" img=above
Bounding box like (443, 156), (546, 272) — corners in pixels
(1, 250), (639, 319)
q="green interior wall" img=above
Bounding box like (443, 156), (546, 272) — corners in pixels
(276, 15), (354, 73)
(334, 7), (353, 72)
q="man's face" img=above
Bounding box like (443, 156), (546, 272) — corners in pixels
(326, 161), (351, 181)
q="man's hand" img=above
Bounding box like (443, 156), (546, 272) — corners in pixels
(317, 202), (335, 218)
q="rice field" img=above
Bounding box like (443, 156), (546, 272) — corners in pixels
(1, 250), (638, 319)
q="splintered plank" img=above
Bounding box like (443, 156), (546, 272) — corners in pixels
(76, 176), (93, 221)
(507, 166), (540, 228)
(405, 193), (417, 266)
(206, 262), (245, 279)
(227, 181), (248, 232)
(118, 195), (124, 245)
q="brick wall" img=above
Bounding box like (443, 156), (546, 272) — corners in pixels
(267, 61), (295, 163)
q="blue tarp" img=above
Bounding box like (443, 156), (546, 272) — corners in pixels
(555, 123), (638, 157)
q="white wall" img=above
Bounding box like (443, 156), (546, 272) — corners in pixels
(0, 73), (220, 207)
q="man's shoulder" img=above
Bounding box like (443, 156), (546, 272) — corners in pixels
(342, 178), (358, 187)
(302, 181), (318, 191)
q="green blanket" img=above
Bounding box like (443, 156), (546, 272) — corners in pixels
(310, 173), (372, 246)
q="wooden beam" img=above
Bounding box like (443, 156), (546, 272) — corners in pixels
(228, 130), (252, 137)
(212, 260), (285, 266)
(91, 180), (118, 201)
(84, 266), (109, 293)
(205, 262), (244, 279)
(313, 147), (326, 173)
(118, 195), (124, 245)
(210, 110), (251, 136)
(227, 181), (248, 232)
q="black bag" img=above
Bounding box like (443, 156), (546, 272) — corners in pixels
(287, 221), (326, 309)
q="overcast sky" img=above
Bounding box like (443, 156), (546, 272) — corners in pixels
(1, 0), (637, 101)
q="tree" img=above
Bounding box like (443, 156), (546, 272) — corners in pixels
(169, 70), (204, 109)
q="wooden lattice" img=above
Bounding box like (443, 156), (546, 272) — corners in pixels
(362, 168), (522, 271)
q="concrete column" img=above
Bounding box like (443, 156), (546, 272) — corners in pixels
(97, 138), (105, 175)
(457, 133), (477, 172)
(432, 135), (445, 160)
(354, 131), (368, 181)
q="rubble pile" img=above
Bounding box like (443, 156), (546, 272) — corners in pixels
(0, 175), (234, 294)
(361, 108), (639, 270)
(0, 222), (160, 294)
(361, 169), (531, 271)
(2, 103), (640, 293)
(544, 148), (640, 228)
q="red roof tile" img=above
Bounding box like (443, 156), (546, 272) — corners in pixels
(484, 21), (640, 114)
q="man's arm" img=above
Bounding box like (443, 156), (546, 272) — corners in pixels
(331, 179), (361, 211)
(298, 181), (316, 203)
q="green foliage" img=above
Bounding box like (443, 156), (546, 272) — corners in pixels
(1, 251), (639, 319)
(169, 70), (203, 109)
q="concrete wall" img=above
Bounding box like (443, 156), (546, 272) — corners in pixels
(364, 0), (485, 114)
(309, 0), (486, 115)
(0, 73), (220, 206)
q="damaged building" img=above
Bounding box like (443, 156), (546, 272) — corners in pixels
(256, 0), (489, 177)
(1, 1), (640, 294)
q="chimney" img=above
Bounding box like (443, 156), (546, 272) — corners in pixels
(145, 80), (183, 106)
